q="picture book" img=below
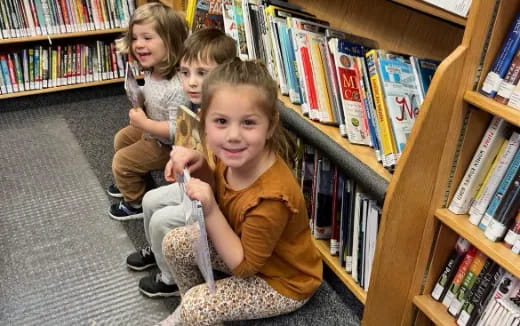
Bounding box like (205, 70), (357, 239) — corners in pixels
(175, 105), (214, 168)
(124, 62), (143, 108)
(191, 0), (225, 33)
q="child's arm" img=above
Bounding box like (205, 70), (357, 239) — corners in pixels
(128, 108), (170, 139)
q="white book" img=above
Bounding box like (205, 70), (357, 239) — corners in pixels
(422, 0), (472, 17)
(268, 17), (288, 95)
(448, 117), (510, 215)
(351, 189), (363, 283)
(241, 0), (256, 59)
(469, 132), (520, 224)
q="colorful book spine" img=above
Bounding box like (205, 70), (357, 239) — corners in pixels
(494, 48), (520, 104)
(481, 12), (520, 98)
(366, 49), (397, 168)
(480, 146), (520, 230)
(431, 237), (471, 301)
(448, 117), (509, 215)
(442, 246), (478, 307)
(0, 54), (12, 93)
(469, 132), (520, 225)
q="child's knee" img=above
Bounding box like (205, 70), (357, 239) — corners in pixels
(180, 286), (218, 325)
(162, 227), (191, 261)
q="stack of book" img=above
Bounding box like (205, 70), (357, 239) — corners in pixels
(448, 116), (520, 254)
(0, 40), (139, 94)
(0, 0), (136, 38)
(186, 0), (441, 170)
(297, 142), (382, 291)
(431, 236), (520, 326)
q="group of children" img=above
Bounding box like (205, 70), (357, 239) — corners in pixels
(106, 3), (323, 325)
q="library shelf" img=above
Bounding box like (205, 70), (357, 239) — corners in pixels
(278, 96), (393, 184)
(391, 0), (467, 26)
(0, 29), (126, 45)
(464, 90), (520, 126)
(0, 78), (126, 100)
(435, 208), (520, 279)
(312, 238), (367, 304)
(413, 295), (454, 326)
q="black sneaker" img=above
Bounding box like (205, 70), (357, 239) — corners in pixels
(127, 246), (156, 271)
(139, 270), (180, 298)
(107, 184), (123, 198)
(109, 200), (143, 221)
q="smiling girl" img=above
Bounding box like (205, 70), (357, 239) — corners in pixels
(107, 3), (189, 220)
(160, 59), (323, 325)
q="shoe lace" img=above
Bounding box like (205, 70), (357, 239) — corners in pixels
(140, 246), (152, 258)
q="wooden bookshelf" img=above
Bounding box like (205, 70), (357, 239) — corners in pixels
(435, 208), (520, 279)
(464, 91), (520, 126)
(413, 295), (455, 326)
(279, 96), (393, 183)
(391, 0), (467, 26)
(313, 238), (367, 304)
(0, 29), (126, 45)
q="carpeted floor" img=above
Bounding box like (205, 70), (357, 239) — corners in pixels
(0, 84), (363, 325)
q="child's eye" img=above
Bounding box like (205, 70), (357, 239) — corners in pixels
(197, 70), (208, 77)
(243, 119), (256, 126)
(215, 118), (227, 125)
(180, 70), (189, 77)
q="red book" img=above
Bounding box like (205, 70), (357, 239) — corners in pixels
(301, 46), (319, 117)
(6, 54), (18, 92)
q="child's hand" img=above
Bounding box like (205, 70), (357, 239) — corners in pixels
(128, 107), (148, 129)
(185, 177), (217, 218)
(164, 146), (204, 181)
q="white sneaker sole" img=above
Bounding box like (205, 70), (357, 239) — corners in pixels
(139, 288), (180, 298)
(108, 211), (144, 221)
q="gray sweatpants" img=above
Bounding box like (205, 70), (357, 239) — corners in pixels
(143, 183), (186, 284)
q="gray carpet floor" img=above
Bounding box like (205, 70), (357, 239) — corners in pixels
(0, 84), (363, 325)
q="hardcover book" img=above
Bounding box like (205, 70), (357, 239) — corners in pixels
(175, 105), (214, 168)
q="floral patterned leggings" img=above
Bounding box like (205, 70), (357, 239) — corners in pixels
(161, 224), (308, 326)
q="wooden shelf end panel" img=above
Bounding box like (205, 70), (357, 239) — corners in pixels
(435, 208), (520, 279)
(312, 238), (367, 304)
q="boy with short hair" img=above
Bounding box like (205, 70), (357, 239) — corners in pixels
(125, 29), (237, 298)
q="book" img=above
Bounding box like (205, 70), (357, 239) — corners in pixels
(175, 105), (214, 168)
(448, 251), (488, 317)
(442, 246), (478, 307)
(410, 56), (440, 106)
(124, 62), (143, 108)
(468, 132), (520, 225)
(421, 0), (472, 17)
(494, 47), (520, 105)
(178, 167), (216, 293)
(503, 210), (520, 248)
(480, 146), (520, 230)
(448, 117), (509, 215)
(313, 155), (333, 239)
(480, 12), (520, 98)
(431, 236), (471, 301)
(191, 0), (225, 33)
(484, 167), (520, 242)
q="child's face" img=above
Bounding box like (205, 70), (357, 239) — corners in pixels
(180, 57), (217, 104)
(204, 84), (273, 173)
(131, 23), (166, 71)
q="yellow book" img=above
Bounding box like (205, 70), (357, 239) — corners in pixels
(309, 36), (335, 124)
(365, 49), (397, 168)
(185, 0), (197, 29)
(473, 139), (507, 201)
(51, 49), (57, 87)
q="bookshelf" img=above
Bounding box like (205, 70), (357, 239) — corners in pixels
(0, 1), (137, 99)
(410, 0), (520, 325)
(157, 0), (482, 324)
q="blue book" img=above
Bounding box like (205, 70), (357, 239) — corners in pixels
(410, 56), (440, 104)
(479, 148), (520, 230)
(278, 22), (302, 104)
(480, 12), (520, 98)
(0, 55), (11, 93)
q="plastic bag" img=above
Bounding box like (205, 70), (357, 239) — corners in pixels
(178, 168), (216, 292)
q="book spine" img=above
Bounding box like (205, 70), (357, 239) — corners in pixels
(442, 246), (478, 307)
(12, 52), (24, 92)
(448, 251), (488, 317)
(503, 211), (520, 248)
(330, 168), (342, 256)
(431, 237), (471, 301)
(448, 117), (509, 215)
(0, 54), (12, 93)
(480, 147), (520, 230)
(469, 132), (520, 225)
(7, 53), (18, 92)
(481, 12), (520, 98)
(456, 263), (502, 326)
(495, 48), (520, 105)
(484, 167), (520, 242)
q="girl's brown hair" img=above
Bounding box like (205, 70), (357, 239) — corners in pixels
(116, 3), (188, 79)
(199, 59), (296, 165)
